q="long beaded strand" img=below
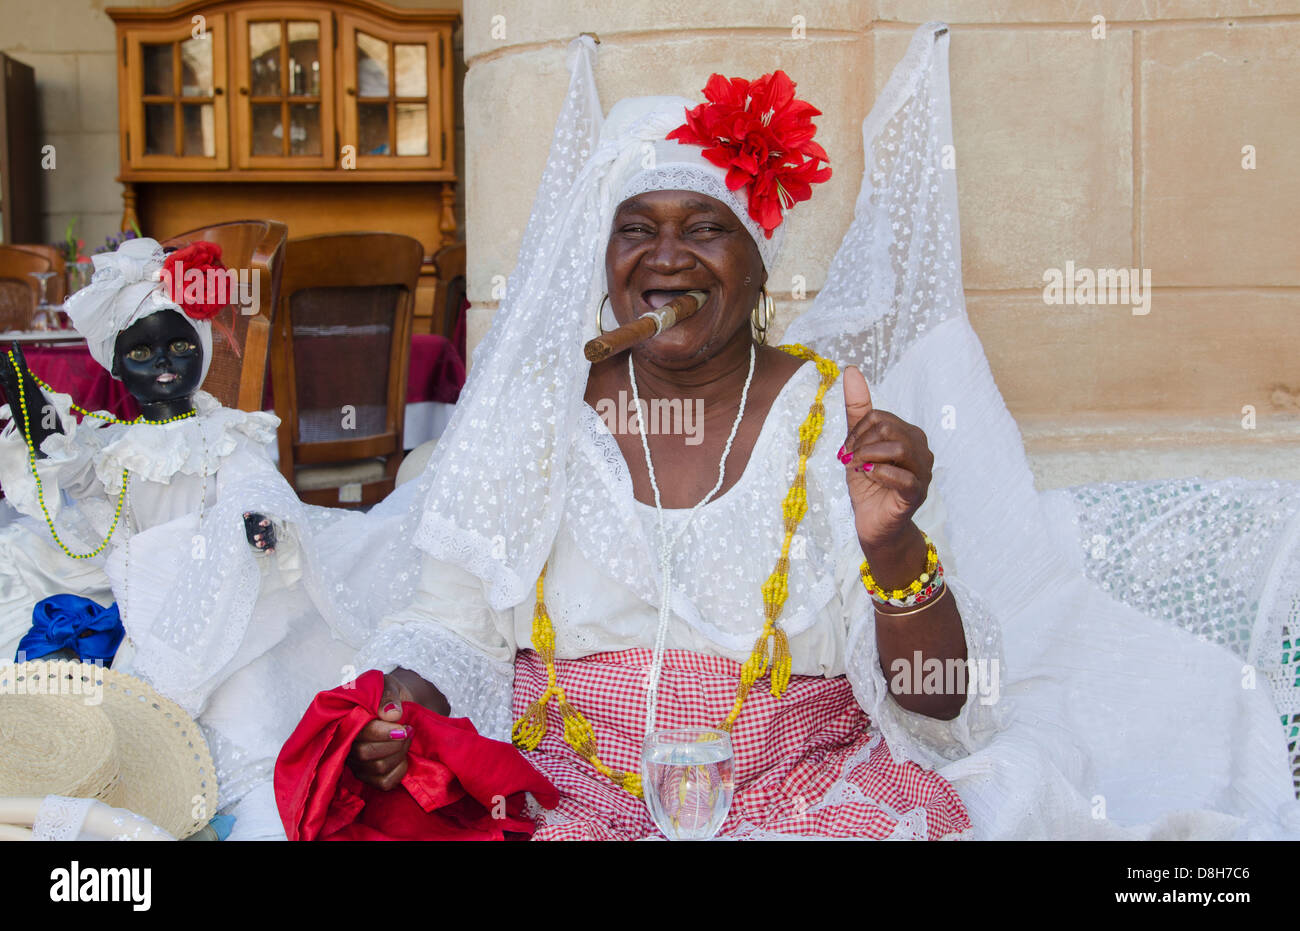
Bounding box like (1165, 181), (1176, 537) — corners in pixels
(632, 342), (755, 732)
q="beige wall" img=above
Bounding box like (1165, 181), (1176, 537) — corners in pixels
(462, 0), (1300, 485)
(0, 0), (465, 250)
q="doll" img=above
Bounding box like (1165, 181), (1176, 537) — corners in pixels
(0, 238), (372, 839)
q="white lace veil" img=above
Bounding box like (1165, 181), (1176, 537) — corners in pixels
(411, 27), (1064, 630)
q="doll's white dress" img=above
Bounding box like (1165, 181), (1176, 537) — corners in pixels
(0, 389), (373, 839)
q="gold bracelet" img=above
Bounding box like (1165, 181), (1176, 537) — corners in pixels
(873, 583), (949, 618)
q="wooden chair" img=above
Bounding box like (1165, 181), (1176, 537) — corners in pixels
(0, 246), (51, 331)
(430, 241), (466, 344)
(272, 232), (423, 507)
(7, 245), (66, 304)
(161, 220), (287, 412)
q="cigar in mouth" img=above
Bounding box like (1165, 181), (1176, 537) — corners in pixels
(583, 290), (708, 363)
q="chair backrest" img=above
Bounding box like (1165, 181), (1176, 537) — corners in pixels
(0, 246), (51, 331)
(161, 221), (287, 412)
(273, 232), (423, 503)
(431, 241), (466, 344)
(7, 245), (66, 304)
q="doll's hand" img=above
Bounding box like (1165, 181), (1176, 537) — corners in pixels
(243, 512), (276, 553)
(0, 344), (61, 453)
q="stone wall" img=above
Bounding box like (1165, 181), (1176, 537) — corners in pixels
(461, 0), (1300, 486)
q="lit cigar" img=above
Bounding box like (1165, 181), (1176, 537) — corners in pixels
(583, 290), (707, 363)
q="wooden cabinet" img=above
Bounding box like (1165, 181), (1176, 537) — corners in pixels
(112, 0), (456, 182)
(109, 0), (460, 323)
(338, 13), (450, 172)
(120, 16), (229, 170)
(231, 6), (334, 169)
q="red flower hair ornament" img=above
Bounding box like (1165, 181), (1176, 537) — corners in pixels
(666, 70), (831, 238)
(162, 241), (228, 320)
(160, 240), (243, 357)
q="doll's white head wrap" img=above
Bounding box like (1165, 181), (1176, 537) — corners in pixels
(64, 237), (213, 385)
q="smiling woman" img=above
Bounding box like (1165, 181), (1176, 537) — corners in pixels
(333, 48), (986, 841)
(313, 32), (1300, 843)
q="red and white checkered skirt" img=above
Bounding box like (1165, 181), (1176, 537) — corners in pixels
(512, 647), (972, 840)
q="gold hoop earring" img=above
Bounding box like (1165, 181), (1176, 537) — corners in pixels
(596, 294), (613, 335)
(751, 288), (773, 345)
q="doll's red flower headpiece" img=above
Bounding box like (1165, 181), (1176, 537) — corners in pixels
(162, 241), (227, 320)
(666, 70), (831, 238)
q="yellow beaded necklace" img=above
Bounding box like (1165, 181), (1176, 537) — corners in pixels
(6, 348), (197, 560)
(511, 343), (841, 797)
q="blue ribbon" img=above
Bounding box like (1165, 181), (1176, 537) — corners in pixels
(17, 595), (124, 664)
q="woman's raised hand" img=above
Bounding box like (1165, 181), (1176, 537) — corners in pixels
(838, 365), (934, 552)
(346, 673), (417, 791)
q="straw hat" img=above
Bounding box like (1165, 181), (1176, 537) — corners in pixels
(0, 661), (217, 839)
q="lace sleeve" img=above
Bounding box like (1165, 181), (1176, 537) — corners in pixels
(843, 570), (1007, 770)
(351, 554), (517, 741)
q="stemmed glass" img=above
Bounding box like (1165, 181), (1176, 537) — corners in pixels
(641, 727), (735, 840)
(28, 271), (58, 331)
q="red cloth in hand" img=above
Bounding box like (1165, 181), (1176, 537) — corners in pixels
(274, 670), (557, 841)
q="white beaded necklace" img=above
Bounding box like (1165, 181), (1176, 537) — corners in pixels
(628, 342), (756, 733)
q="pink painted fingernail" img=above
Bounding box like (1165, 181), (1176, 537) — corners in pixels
(389, 727), (409, 740)
(382, 702), (398, 714)
(837, 444), (853, 465)
(858, 462), (874, 473)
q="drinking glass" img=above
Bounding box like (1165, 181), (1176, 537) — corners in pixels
(66, 259), (94, 298)
(28, 271), (58, 331)
(640, 726), (734, 840)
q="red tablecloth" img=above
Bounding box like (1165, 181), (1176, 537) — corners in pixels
(407, 332), (464, 405)
(4, 343), (139, 422)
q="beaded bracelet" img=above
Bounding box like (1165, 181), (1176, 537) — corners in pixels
(859, 531), (946, 609)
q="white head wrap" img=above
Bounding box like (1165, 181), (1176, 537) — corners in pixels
(613, 97), (785, 272)
(64, 237), (214, 386)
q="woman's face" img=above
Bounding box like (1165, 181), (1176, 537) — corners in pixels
(604, 190), (765, 365)
(111, 310), (203, 405)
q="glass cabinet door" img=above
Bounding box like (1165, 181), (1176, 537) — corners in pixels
(339, 15), (448, 171)
(233, 9), (334, 169)
(124, 18), (229, 169)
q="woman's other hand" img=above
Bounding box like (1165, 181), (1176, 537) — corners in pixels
(345, 668), (450, 790)
(346, 673), (417, 791)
